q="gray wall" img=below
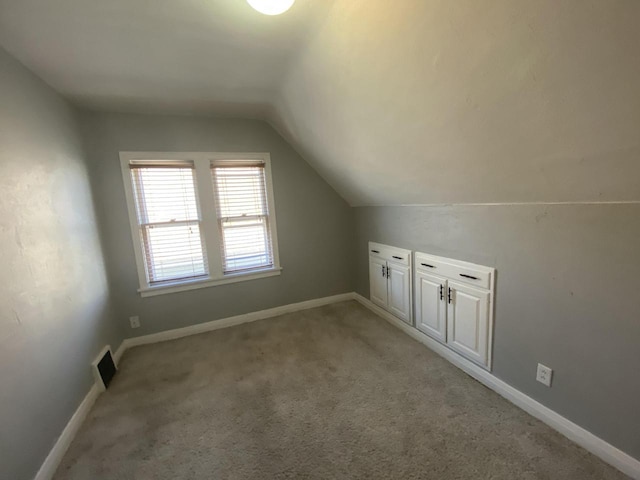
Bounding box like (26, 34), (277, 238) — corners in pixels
(354, 204), (640, 459)
(0, 49), (122, 480)
(79, 111), (354, 337)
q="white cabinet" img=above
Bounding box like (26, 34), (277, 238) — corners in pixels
(414, 252), (495, 370)
(415, 271), (447, 343)
(447, 280), (490, 367)
(369, 257), (388, 307)
(369, 242), (412, 324)
(388, 262), (411, 323)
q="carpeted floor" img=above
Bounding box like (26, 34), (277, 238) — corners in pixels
(55, 301), (629, 479)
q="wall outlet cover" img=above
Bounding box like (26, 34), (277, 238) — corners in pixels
(536, 363), (553, 387)
(129, 316), (140, 329)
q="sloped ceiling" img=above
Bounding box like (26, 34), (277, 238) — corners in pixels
(0, 0), (334, 115)
(1, 0), (639, 205)
(273, 0), (640, 205)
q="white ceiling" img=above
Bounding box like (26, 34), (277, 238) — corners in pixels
(273, 0), (640, 205)
(0, 0), (333, 115)
(1, 0), (639, 205)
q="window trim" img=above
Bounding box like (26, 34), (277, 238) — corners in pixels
(120, 152), (281, 297)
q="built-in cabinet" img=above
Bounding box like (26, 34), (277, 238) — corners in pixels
(368, 243), (495, 370)
(415, 270), (448, 342)
(415, 252), (495, 370)
(368, 242), (412, 325)
(446, 280), (490, 367)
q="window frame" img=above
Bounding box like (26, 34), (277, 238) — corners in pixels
(120, 152), (281, 297)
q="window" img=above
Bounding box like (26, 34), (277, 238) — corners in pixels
(121, 153), (280, 297)
(211, 161), (274, 273)
(130, 161), (208, 284)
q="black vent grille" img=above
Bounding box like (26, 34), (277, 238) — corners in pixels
(97, 350), (117, 389)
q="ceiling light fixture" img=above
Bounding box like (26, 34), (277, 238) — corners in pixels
(247, 0), (295, 15)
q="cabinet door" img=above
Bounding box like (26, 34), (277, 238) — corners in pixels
(415, 272), (447, 343)
(387, 262), (412, 324)
(369, 257), (388, 309)
(446, 280), (490, 367)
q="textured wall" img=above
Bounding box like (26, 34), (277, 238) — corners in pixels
(354, 204), (640, 459)
(0, 49), (122, 480)
(79, 111), (354, 337)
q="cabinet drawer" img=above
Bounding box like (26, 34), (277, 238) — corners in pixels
(415, 255), (446, 273)
(369, 245), (385, 260)
(387, 251), (409, 266)
(415, 252), (493, 290)
(446, 263), (491, 289)
(369, 242), (411, 266)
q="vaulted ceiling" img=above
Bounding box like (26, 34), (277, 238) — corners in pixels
(1, 0), (639, 205)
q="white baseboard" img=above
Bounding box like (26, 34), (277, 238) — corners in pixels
(119, 292), (354, 353)
(113, 341), (126, 367)
(34, 383), (101, 480)
(351, 292), (640, 480)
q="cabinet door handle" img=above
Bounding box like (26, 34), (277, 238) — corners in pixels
(386, 267), (390, 279)
(421, 263), (435, 268)
(439, 284), (444, 300)
(460, 273), (479, 280)
(381, 265), (385, 277)
(448, 287), (453, 304)
(371, 249), (380, 254)
(392, 255), (403, 260)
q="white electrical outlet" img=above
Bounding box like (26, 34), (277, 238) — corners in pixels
(129, 316), (140, 329)
(536, 363), (553, 387)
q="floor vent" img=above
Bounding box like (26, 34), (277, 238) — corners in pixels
(92, 346), (117, 391)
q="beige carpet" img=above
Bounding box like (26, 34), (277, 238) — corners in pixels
(55, 301), (628, 479)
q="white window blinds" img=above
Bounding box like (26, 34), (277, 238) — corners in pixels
(130, 161), (208, 284)
(211, 161), (274, 274)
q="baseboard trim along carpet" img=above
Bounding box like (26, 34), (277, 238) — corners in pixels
(117, 292), (355, 353)
(351, 293), (640, 480)
(36, 292), (640, 480)
(33, 383), (101, 480)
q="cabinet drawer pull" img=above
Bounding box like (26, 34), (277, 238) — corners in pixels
(421, 263), (435, 268)
(392, 255), (403, 260)
(460, 273), (479, 280)
(371, 249), (380, 254)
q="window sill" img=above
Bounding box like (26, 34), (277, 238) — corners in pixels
(138, 267), (283, 298)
